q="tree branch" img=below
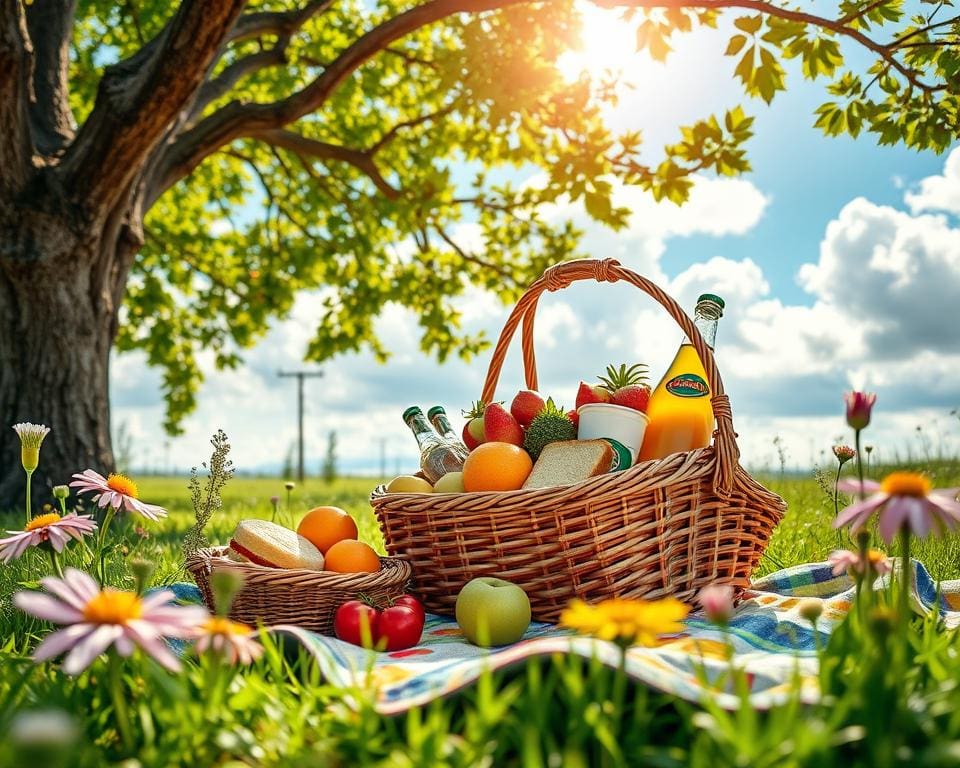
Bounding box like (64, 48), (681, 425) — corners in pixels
(152, 0), (528, 199)
(228, 0), (334, 43)
(0, 0), (33, 194)
(251, 128), (402, 200)
(58, 0), (248, 211)
(434, 225), (518, 284)
(24, 0), (77, 155)
(368, 102), (458, 154)
(607, 0), (946, 93)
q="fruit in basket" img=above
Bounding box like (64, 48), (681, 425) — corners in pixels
(483, 403), (524, 446)
(325, 540), (381, 573)
(455, 577), (531, 647)
(461, 401), (487, 450)
(297, 506), (358, 554)
(386, 475), (434, 493)
(227, 519), (324, 570)
(575, 381), (611, 409)
(523, 399), (577, 460)
(462, 442), (533, 492)
(597, 363), (651, 413)
(510, 390), (546, 429)
(433, 471), (465, 493)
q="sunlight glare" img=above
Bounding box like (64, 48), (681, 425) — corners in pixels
(556, 3), (642, 83)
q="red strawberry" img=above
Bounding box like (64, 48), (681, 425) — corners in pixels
(483, 403), (524, 446)
(611, 384), (651, 413)
(461, 401), (486, 450)
(566, 409), (580, 430)
(575, 381), (611, 409)
(510, 390), (546, 429)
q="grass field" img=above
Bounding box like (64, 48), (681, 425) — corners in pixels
(3, 458), (960, 767)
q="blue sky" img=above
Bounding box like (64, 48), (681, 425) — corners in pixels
(111, 4), (960, 476)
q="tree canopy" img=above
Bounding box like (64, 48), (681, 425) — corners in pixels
(37, 0), (960, 433)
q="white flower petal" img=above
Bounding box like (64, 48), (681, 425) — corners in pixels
(13, 593), (84, 624)
(32, 624), (95, 662)
(62, 625), (123, 675)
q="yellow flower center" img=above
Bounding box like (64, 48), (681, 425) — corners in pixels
(880, 472), (931, 498)
(203, 617), (251, 636)
(25, 513), (61, 532)
(106, 473), (139, 499)
(82, 590), (142, 625)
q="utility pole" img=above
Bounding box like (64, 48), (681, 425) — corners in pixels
(277, 370), (324, 482)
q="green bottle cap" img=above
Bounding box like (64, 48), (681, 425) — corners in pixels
(697, 293), (725, 309)
(402, 406), (423, 423)
(426, 406), (446, 420)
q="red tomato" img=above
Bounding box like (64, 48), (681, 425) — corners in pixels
(392, 595), (426, 625)
(333, 601), (379, 648)
(377, 605), (424, 652)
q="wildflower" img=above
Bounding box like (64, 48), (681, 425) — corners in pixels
(13, 568), (208, 674)
(798, 599), (823, 624)
(13, 423), (50, 473)
(560, 597), (689, 647)
(69, 470), (167, 521)
(52, 485), (69, 500)
(827, 548), (892, 578)
(836, 472), (960, 544)
(194, 617), (264, 665)
(697, 584), (735, 625)
(844, 391), (876, 431)
(0, 514), (97, 563)
(832, 445), (856, 465)
(284, 482), (295, 491)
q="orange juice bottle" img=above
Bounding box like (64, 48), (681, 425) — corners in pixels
(638, 294), (724, 462)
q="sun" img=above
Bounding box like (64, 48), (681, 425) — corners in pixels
(556, 3), (643, 82)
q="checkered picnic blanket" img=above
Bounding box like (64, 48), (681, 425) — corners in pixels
(171, 559), (960, 714)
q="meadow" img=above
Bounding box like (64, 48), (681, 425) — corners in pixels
(2, 457), (960, 767)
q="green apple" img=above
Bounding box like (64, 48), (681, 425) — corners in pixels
(433, 472), (464, 493)
(386, 475), (433, 493)
(455, 577), (531, 647)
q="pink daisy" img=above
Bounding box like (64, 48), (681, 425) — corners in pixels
(13, 568), (208, 674)
(194, 617), (264, 665)
(836, 472), (960, 544)
(697, 584), (735, 625)
(69, 470), (167, 521)
(0, 513), (97, 563)
(827, 548), (892, 578)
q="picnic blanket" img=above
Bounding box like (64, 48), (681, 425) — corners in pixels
(171, 559), (960, 714)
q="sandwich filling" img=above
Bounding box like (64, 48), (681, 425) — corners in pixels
(229, 538), (280, 568)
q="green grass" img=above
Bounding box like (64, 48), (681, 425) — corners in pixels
(3, 462), (960, 767)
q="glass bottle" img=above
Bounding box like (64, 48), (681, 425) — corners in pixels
(402, 406), (467, 483)
(638, 294), (724, 462)
(427, 406), (471, 455)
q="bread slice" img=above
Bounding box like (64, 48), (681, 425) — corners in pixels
(228, 519), (324, 570)
(522, 440), (614, 490)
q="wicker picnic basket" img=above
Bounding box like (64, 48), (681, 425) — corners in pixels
(185, 547), (413, 635)
(370, 258), (786, 623)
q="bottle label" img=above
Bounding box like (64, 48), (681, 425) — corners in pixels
(665, 374), (709, 398)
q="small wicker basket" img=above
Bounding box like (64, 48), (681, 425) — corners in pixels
(371, 258), (786, 623)
(186, 547), (413, 634)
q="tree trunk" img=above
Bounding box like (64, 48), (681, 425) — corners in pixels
(0, 215), (122, 513)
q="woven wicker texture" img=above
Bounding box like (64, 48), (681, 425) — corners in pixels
(186, 547), (412, 635)
(371, 258), (786, 622)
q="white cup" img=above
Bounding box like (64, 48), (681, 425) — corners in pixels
(577, 403), (650, 464)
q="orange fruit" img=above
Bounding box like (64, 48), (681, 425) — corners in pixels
(462, 441), (533, 492)
(325, 539), (381, 573)
(297, 506), (358, 555)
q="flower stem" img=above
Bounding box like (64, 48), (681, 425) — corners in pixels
(48, 549), (64, 578)
(58, 497), (68, 516)
(94, 506), (117, 585)
(108, 654), (135, 752)
(900, 526), (911, 655)
(24, 469), (33, 526)
(854, 430), (865, 501)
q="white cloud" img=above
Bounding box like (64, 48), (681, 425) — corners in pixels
(904, 147), (960, 215)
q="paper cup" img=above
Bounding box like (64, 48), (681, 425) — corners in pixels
(577, 403), (650, 464)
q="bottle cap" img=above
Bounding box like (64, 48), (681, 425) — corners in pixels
(402, 406), (423, 423)
(697, 293), (725, 309)
(426, 406), (447, 420)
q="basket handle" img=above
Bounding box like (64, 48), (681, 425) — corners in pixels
(479, 258), (739, 494)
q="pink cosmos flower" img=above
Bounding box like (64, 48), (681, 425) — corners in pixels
(194, 617), (264, 665)
(13, 568), (208, 674)
(0, 513), (97, 563)
(835, 472), (960, 544)
(832, 445), (856, 465)
(697, 584), (735, 625)
(844, 391), (876, 431)
(827, 548), (892, 578)
(69, 470), (167, 521)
